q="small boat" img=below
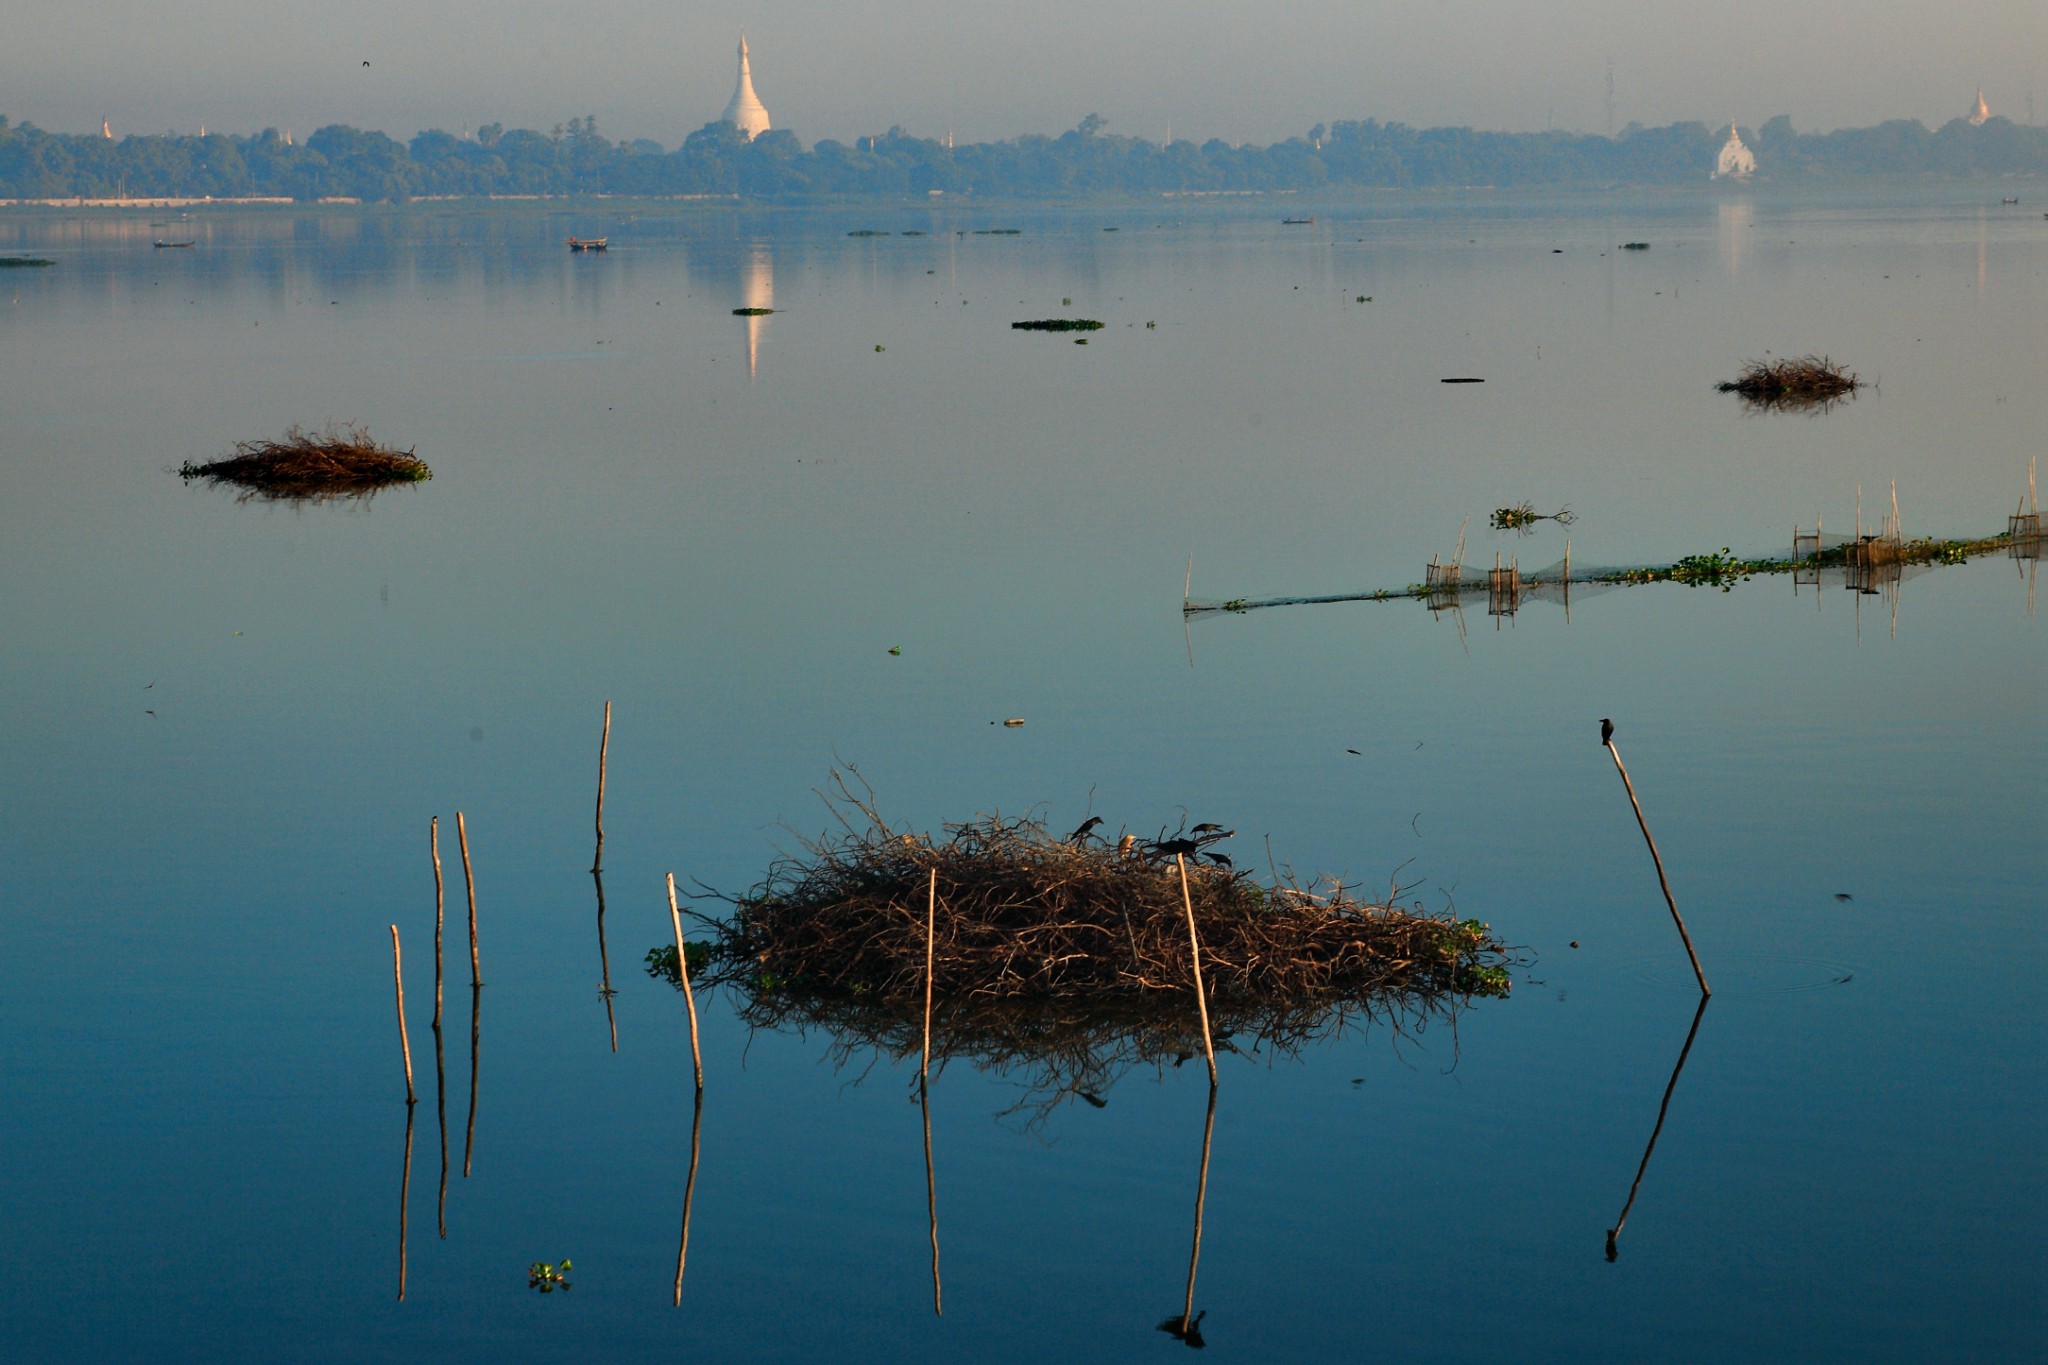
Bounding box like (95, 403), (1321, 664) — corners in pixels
(566, 236), (608, 252)
(1282, 216), (1316, 225)
(152, 240), (196, 249)
(2000, 197), (2019, 205)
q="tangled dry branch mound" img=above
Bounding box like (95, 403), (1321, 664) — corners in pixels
(1717, 356), (1861, 410)
(178, 423), (431, 501)
(676, 781), (1511, 1010)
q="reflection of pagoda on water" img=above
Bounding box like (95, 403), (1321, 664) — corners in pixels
(740, 246), (772, 378)
(1713, 122), (1755, 180)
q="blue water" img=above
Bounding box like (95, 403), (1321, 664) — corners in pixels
(1, 190), (2041, 1360)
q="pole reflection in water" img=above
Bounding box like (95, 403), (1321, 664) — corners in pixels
(673, 1090), (703, 1307)
(465, 983), (481, 1177)
(1158, 1083), (1218, 1348)
(922, 1079), (942, 1317)
(434, 1023), (448, 1239)
(1606, 994), (1711, 1260)
(593, 869), (618, 1052)
(397, 1102), (415, 1302)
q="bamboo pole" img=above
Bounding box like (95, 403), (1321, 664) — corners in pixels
(390, 925), (416, 1105)
(673, 1089), (703, 1307)
(667, 874), (704, 1092)
(921, 866), (937, 1086)
(457, 812), (480, 988)
(1603, 736), (1710, 995)
(430, 817), (444, 1033)
(591, 701), (610, 874)
(1176, 854), (1219, 1085)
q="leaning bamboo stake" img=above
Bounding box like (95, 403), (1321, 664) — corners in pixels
(1603, 735), (1710, 995)
(457, 811), (480, 988)
(922, 1081), (942, 1317)
(667, 874), (704, 1092)
(1175, 854), (1219, 1085)
(921, 866), (937, 1085)
(591, 701), (610, 874)
(430, 817), (444, 1032)
(390, 925), (417, 1105)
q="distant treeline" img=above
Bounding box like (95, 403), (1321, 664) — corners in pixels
(2, 112), (2042, 202)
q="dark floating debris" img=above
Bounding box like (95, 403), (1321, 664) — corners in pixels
(1621, 241), (1650, 250)
(1491, 502), (1576, 532)
(152, 239), (196, 249)
(732, 306), (775, 316)
(1717, 355), (1861, 411)
(0, 256), (56, 268)
(178, 423), (431, 502)
(1441, 377), (1485, 384)
(1013, 318), (1105, 332)
(565, 236), (607, 252)
(847, 229), (890, 237)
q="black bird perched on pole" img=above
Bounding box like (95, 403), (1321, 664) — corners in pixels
(1600, 717), (1614, 747)
(1149, 836), (1201, 858)
(1067, 816), (1104, 845)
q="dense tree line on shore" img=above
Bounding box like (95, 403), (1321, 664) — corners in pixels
(1, 111), (2040, 202)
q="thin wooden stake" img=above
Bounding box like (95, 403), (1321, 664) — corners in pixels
(591, 701), (610, 874)
(390, 925), (417, 1105)
(667, 874), (704, 1092)
(457, 811), (480, 988)
(921, 866), (937, 1085)
(430, 817), (444, 1033)
(1604, 737), (1710, 995)
(1176, 854), (1219, 1085)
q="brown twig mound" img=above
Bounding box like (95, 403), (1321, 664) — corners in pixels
(1717, 356), (1861, 410)
(676, 774), (1510, 1008)
(653, 775), (1511, 1118)
(178, 423), (431, 502)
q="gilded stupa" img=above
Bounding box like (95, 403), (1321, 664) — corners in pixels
(723, 34), (771, 141)
(1969, 88), (1991, 126)
(1713, 122), (1756, 181)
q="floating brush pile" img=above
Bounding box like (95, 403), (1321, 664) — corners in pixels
(1717, 355), (1861, 409)
(653, 788), (1510, 1113)
(670, 791), (1509, 1010)
(178, 423), (431, 502)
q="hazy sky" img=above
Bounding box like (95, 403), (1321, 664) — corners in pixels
(8, 1), (2044, 146)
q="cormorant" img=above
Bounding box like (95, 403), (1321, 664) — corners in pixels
(1067, 816), (1104, 844)
(1600, 717), (1614, 747)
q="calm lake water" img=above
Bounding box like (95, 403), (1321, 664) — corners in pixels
(2, 190), (2042, 1361)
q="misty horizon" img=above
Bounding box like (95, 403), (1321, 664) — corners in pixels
(7, 1), (2042, 148)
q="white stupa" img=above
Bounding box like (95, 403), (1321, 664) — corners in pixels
(1969, 88), (1991, 126)
(1714, 122), (1756, 181)
(723, 34), (771, 140)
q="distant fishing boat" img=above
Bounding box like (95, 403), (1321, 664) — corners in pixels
(566, 236), (608, 252)
(2001, 197), (2019, 205)
(1282, 216), (1316, 225)
(152, 240), (195, 249)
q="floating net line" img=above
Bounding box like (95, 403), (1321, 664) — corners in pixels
(1185, 524), (2041, 620)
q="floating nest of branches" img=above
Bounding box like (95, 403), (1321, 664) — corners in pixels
(1717, 356), (1861, 411)
(178, 423), (431, 502)
(653, 777), (1512, 1113)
